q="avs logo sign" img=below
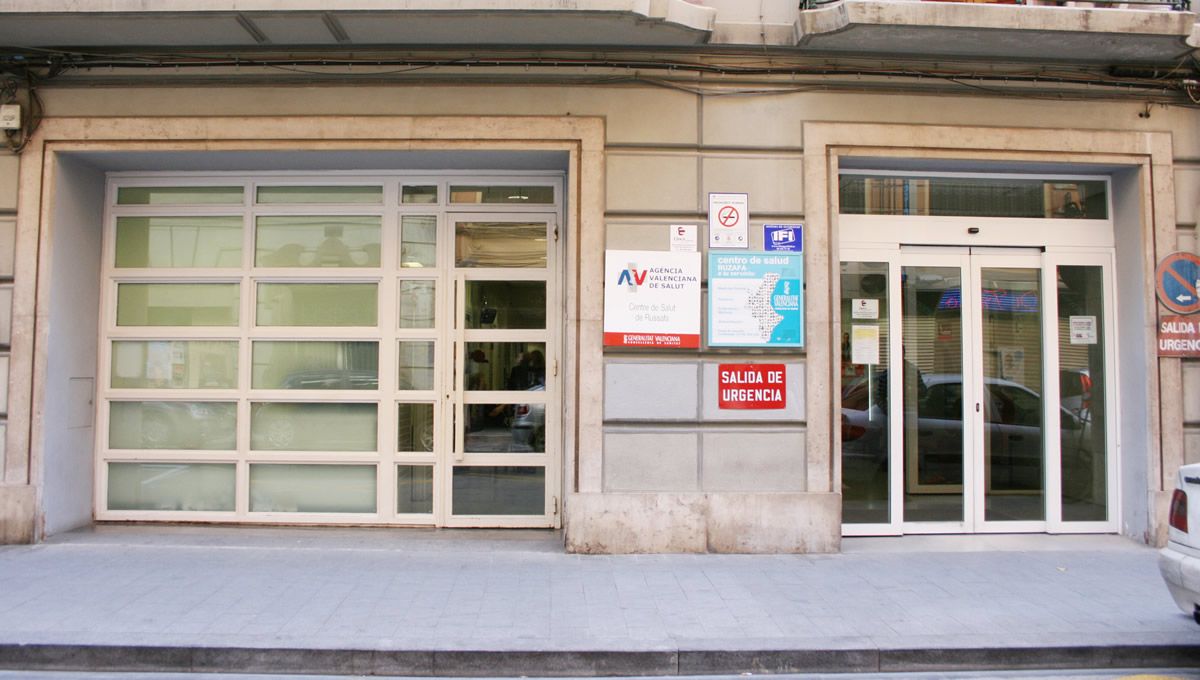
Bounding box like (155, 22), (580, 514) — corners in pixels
(616, 266), (648, 289)
(604, 250), (701, 349)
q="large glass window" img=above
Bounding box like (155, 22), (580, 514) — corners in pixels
(839, 175), (1107, 220)
(100, 174), (559, 528)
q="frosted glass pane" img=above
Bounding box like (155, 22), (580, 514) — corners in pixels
(107, 462), (235, 511)
(250, 464), (376, 513)
(452, 467), (544, 515)
(117, 186), (244, 205)
(255, 216), (381, 267)
(111, 341), (238, 389)
(0, 285), (12, 346)
(455, 222), (547, 268)
(398, 280), (435, 328)
(256, 283), (377, 327)
(115, 216), (243, 268)
(0, 217), (14, 277)
(116, 283), (240, 327)
(398, 403), (434, 452)
(449, 186), (554, 204)
(397, 465), (433, 513)
(108, 401), (236, 450)
(397, 341), (434, 390)
(401, 186), (437, 204)
(465, 281), (545, 329)
(256, 186), (382, 204)
(253, 341), (378, 390)
(400, 215), (436, 268)
(250, 402), (377, 451)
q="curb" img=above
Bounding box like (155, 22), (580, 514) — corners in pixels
(0, 643), (1198, 676)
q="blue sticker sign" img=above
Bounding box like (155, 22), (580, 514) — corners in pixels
(708, 252), (804, 348)
(1156, 252), (1200, 315)
(764, 224), (803, 252)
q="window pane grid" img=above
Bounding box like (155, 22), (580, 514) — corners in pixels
(102, 175), (559, 525)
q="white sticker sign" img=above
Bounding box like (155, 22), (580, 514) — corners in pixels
(708, 193), (749, 249)
(670, 224), (698, 252)
(604, 250), (702, 349)
(852, 299), (879, 320)
(1070, 316), (1097, 345)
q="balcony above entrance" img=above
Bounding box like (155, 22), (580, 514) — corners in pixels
(0, 0), (717, 49)
(796, 0), (1199, 64)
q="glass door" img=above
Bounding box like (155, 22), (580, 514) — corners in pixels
(841, 248), (1116, 535)
(444, 213), (558, 527)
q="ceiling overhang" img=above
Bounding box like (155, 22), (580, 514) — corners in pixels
(0, 0), (717, 50)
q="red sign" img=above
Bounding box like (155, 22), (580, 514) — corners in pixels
(718, 364), (786, 409)
(1158, 315), (1200, 357)
(603, 332), (700, 349)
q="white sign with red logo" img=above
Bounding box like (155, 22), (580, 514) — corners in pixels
(708, 192), (749, 249)
(604, 249), (702, 348)
(717, 363), (786, 409)
(670, 224), (698, 252)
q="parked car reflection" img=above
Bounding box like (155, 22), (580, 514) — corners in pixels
(842, 370), (1092, 495)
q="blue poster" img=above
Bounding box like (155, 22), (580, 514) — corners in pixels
(708, 252), (804, 348)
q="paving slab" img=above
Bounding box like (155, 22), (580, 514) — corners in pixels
(0, 527), (1196, 676)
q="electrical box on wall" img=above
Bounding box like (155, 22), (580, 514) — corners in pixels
(0, 105), (20, 130)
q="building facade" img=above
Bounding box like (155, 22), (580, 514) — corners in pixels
(0, 0), (1197, 551)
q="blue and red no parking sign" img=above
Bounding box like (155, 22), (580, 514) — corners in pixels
(1156, 252), (1200, 315)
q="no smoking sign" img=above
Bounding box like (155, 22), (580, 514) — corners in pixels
(709, 193), (748, 249)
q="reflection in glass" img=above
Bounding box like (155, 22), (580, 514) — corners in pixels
(463, 399), (545, 454)
(256, 186), (382, 204)
(1058, 265), (1107, 522)
(252, 341), (378, 390)
(116, 216), (243, 268)
(117, 283), (240, 327)
(397, 341), (434, 391)
(464, 342), (546, 391)
(250, 402), (377, 451)
(255, 216), (381, 267)
(107, 462), (235, 511)
(256, 283), (378, 327)
(400, 216), (436, 268)
(449, 185), (554, 204)
(398, 403), (434, 452)
(452, 466), (545, 515)
(109, 401), (236, 450)
(249, 464), (376, 513)
(839, 175), (1107, 219)
(117, 186), (244, 206)
(455, 222), (547, 268)
(399, 280), (435, 328)
(902, 266), (965, 523)
(980, 268), (1044, 522)
(402, 186), (438, 204)
(465, 281), (546, 329)
(397, 465), (434, 513)
(840, 262), (890, 524)
(112, 341), (238, 389)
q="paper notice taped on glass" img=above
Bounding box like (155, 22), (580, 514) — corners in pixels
(851, 324), (880, 365)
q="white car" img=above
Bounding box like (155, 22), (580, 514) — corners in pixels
(1159, 462), (1200, 624)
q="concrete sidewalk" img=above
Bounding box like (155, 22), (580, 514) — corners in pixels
(0, 527), (1196, 676)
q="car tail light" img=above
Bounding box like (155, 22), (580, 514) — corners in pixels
(515, 404), (530, 417)
(1080, 373), (1093, 411)
(842, 414), (866, 442)
(1170, 488), (1188, 533)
